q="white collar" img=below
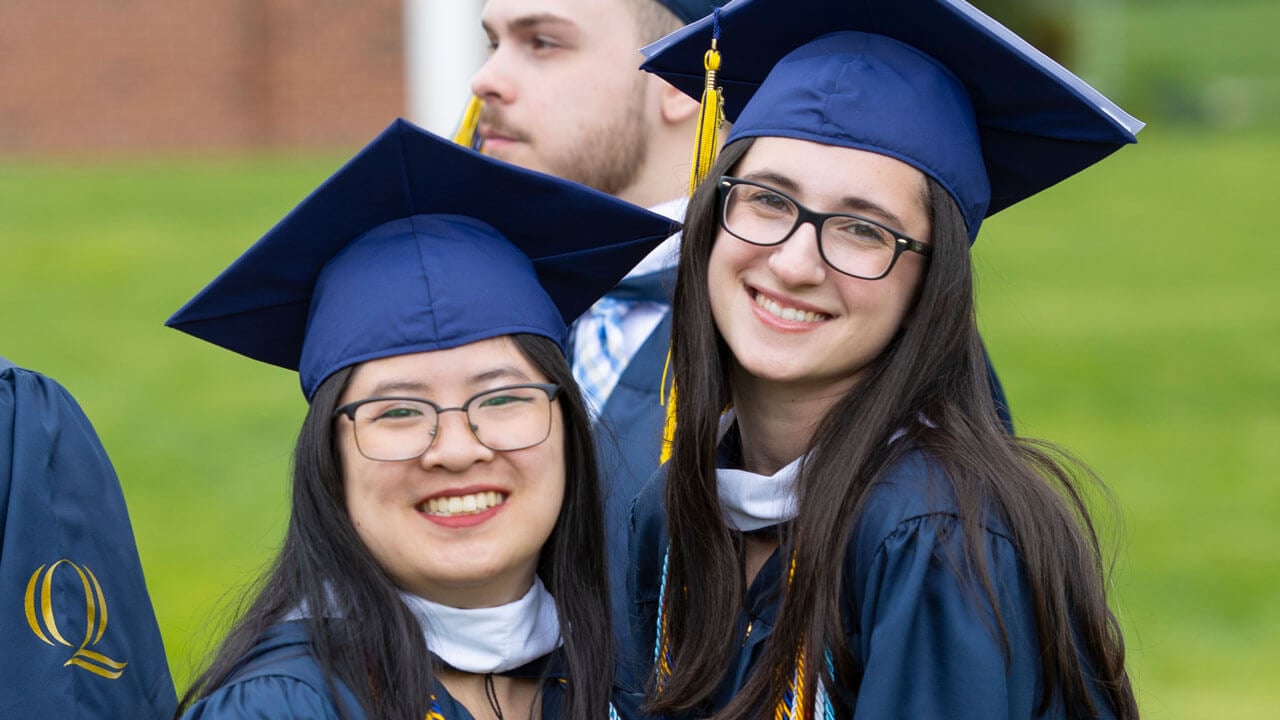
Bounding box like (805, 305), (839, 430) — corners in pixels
(647, 195), (688, 222)
(714, 411), (933, 532)
(715, 410), (803, 532)
(399, 577), (563, 673)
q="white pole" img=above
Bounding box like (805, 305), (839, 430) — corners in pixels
(404, 0), (488, 136)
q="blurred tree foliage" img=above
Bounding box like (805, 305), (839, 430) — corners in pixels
(971, 0), (1077, 66)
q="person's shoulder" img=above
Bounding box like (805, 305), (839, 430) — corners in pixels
(1, 358), (54, 403)
(852, 448), (1011, 554)
(861, 449), (957, 524)
(180, 674), (340, 720)
(238, 622), (317, 672)
(633, 462), (668, 515)
(0, 358), (60, 385)
(180, 622), (352, 720)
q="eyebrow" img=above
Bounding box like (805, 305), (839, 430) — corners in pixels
(738, 170), (912, 231)
(483, 12), (576, 36)
(365, 366), (533, 398)
(367, 380), (432, 397)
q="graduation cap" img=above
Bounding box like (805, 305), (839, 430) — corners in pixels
(655, 0), (726, 23)
(642, 0), (1144, 239)
(167, 119), (676, 400)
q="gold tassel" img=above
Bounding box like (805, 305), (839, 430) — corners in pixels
(688, 38), (725, 195)
(451, 95), (484, 150)
(664, 16), (726, 465)
(659, 348), (677, 464)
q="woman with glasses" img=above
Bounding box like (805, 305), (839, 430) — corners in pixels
(629, 1), (1143, 718)
(168, 119), (673, 720)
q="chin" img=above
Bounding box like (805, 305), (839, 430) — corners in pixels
(737, 355), (810, 382)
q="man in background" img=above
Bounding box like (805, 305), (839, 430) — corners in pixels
(470, 0), (722, 682)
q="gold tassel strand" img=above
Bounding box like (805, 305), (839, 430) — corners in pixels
(659, 349), (677, 464)
(451, 95), (484, 150)
(663, 12), (726, 465)
(687, 37), (725, 194)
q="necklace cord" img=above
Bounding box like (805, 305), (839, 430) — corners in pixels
(484, 672), (504, 720)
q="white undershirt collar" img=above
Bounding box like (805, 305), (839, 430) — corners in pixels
(714, 411), (932, 532)
(714, 410), (804, 532)
(398, 576), (562, 673)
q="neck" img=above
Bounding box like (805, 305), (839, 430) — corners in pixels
(436, 668), (540, 720)
(412, 570), (536, 609)
(729, 367), (857, 475)
(614, 121), (700, 209)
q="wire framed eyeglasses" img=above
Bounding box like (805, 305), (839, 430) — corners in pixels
(333, 383), (561, 461)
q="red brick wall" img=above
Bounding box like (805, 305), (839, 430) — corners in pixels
(0, 0), (404, 156)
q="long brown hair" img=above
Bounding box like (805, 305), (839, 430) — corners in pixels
(646, 138), (1136, 719)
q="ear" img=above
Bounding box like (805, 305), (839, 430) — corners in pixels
(655, 78), (700, 126)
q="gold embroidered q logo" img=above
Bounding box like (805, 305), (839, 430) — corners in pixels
(24, 559), (128, 680)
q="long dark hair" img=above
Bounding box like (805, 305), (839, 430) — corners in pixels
(177, 333), (613, 720)
(647, 138), (1136, 719)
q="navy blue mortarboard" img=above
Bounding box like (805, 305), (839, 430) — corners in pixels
(0, 359), (177, 719)
(642, 0), (1144, 239)
(654, 0), (725, 23)
(167, 119), (676, 400)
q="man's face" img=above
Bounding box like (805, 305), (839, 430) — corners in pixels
(472, 0), (654, 197)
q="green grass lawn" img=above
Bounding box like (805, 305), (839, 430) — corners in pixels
(0, 155), (339, 684)
(973, 125), (1280, 718)
(2, 125), (1277, 717)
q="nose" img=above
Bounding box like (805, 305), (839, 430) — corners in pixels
(470, 45), (516, 104)
(419, 409), (495, 472)
(768, 220), (827, 287)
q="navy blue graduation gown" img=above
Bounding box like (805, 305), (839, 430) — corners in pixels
(588, 273), (1010, 695)
(0, 358), (177, 719)
(585, 280), (674, 690)
(181, 621), (645, 719)
(179, 623), (361, 720)
(629, 448), (1110, 719)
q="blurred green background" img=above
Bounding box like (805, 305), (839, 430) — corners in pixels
(2, 1), (1277, 717)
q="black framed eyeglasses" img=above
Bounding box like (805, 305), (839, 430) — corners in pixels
(333, 383), (561, 461)
(718, 176), (932, 280)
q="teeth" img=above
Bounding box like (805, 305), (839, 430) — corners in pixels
(422, 491), (506, 517)
(754, 292), (826, 323)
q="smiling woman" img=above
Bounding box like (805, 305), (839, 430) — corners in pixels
(707, 141), (933, 401)
(337, 339), (568, 609)
(629, 2), (1145, 719)
(165, 118), (673, 720)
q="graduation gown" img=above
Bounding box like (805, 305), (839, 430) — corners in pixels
(589, 250), (1009, 694)
(181, 621), (644, 720)
(585, 275), (675, 690)
(0, 358), (177, 719)
(629, 447), (1111, 719)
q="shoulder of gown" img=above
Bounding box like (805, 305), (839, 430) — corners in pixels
(180, 622), (358, 720)
(837, 449), (1096, 719)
